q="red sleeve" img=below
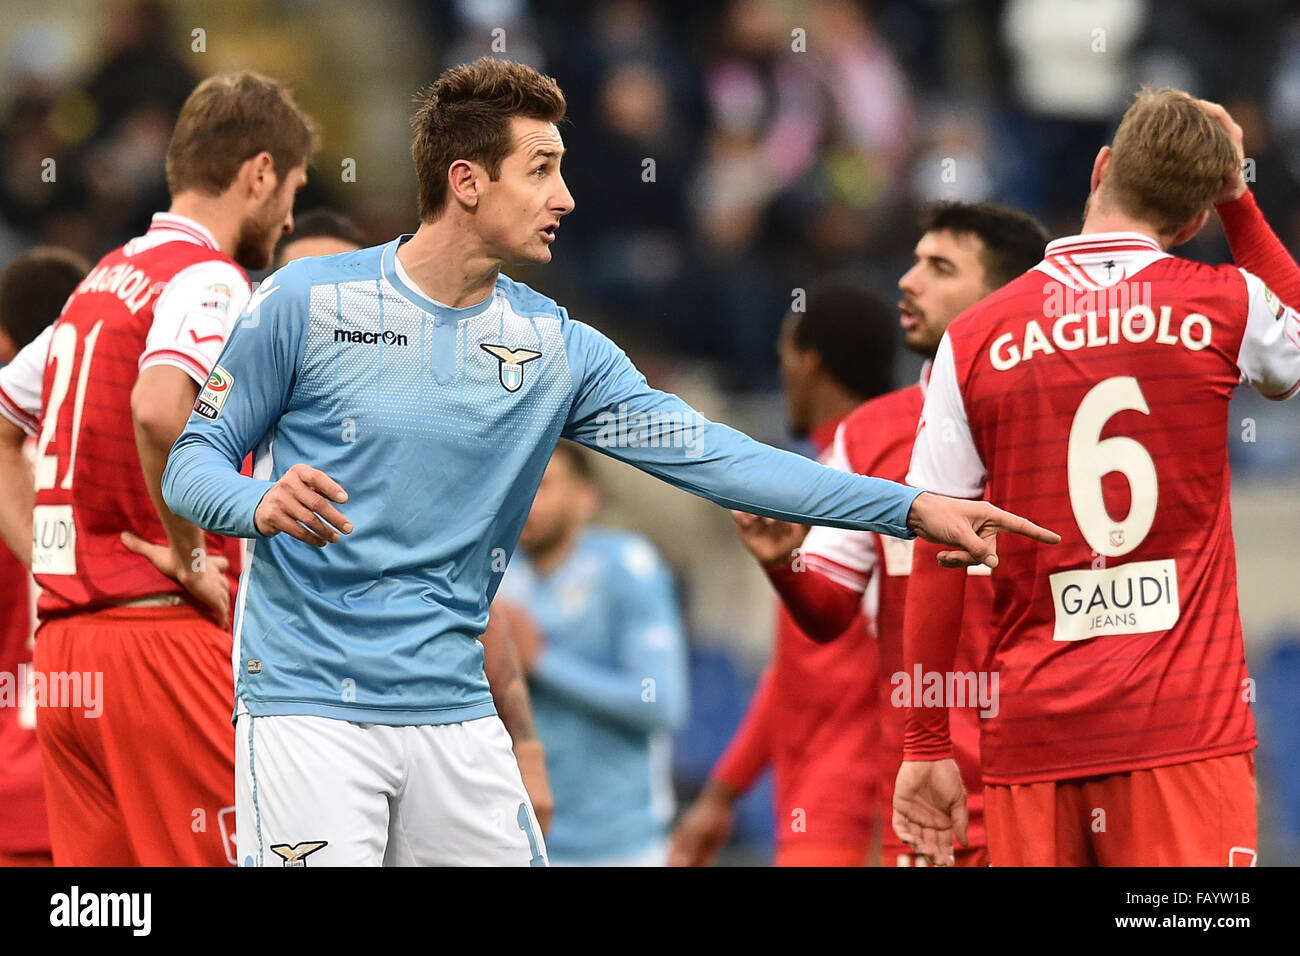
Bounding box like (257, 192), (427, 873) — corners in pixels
(901, 539), (967, 761)
(764, 564), (862, 642)
(711, 665), (775, 793)
(1217, 189), (1300, 306)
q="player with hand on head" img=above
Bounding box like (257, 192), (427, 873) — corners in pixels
(893, 89), (1300, 867)
(0, 72), (316, 866)
(162, 57), (1056, 867)
(0, 247), (90, 867)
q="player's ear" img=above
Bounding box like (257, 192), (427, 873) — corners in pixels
(240, 151), (277, 200)
(1090, 146), (1111, 194)
(1168, 208), (1211, 247)
(447, 159), (480, 209)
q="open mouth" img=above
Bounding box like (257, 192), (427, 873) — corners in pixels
(540, 224), (558, 242)
(898, 301), (921, 329)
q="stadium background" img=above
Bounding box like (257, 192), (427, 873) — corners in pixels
(1, 0), (1298, 864)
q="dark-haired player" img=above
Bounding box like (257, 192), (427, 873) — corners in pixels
(671, 275), (895, 867)
(0, 247), (89, 866)
(275, 208), (368, 266)
(706, 202), (1049, 867)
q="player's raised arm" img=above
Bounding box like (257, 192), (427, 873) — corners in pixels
(162, 264), (351, 545)
(560, 316), (1057, 556)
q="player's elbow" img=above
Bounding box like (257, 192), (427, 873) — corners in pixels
(798, 610), (856, 644)
(131, 384), (187, 450)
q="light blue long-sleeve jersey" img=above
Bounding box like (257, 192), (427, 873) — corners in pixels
(497, 528), (687, 860)
(162, 236), (922, 725)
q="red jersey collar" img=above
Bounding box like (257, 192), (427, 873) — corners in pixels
(1044, 231), (1163, 257)
(146, 212), (220, 251)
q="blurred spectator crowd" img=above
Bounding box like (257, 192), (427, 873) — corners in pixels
(2, 0), (1300, 863)
(4, 0), (1300, 388)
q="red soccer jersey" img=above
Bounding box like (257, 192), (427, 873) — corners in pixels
(802, 380), (992, 849)
(0, 543), (46, 855)
(0, 214), (250, 619)
(713, 419), (881, 848)
(907, 230), (1300, 784)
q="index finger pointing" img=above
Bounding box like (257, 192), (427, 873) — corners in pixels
(987, 508), (1060, 545)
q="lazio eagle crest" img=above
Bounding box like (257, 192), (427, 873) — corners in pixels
(481, 343), (542, 392)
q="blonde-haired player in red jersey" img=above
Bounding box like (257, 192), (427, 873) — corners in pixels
(0, 73), (316, 866)
(894, 90), (1300, 867)
(704, 204), (1048, 867)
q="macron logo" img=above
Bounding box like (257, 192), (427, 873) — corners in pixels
(333, 328), (409, 346)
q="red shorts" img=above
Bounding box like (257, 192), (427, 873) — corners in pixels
(33, 604), (235, 866)
(775, 841), (870, 867)
(984, 751), (1257, 866)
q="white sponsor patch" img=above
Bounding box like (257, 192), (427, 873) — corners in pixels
(32, 504), (76, 574)
(881, 535), (913, 576)
(882, 536), (991, 576)
(1049, 558), (1179, 642)
(195, 365), (234, 420)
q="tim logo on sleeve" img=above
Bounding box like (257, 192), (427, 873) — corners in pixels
(195, 366), (233, 420)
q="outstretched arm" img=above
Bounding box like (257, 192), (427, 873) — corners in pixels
(562, 318), (1058, 558)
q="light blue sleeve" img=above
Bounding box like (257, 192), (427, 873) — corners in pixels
(161, 265), (308, 539)
(560, 317), (922, 537)
(530, 542), (688, 734)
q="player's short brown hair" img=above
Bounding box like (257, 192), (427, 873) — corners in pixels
(411, 58), (567, 222)
(0, 246), (91, 350)
(1104, 87), (1238, 235)
(166, 72), (319, 198)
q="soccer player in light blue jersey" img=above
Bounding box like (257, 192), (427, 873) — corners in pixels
(496, 442), (687, 865)
(162, 57), (1057, 867)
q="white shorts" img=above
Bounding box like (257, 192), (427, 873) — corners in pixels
(235, 713), (547, 867)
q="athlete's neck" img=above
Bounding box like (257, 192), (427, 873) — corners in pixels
(1079, 191), (1170, 249)
(801, 385), (862, 450)
(396, 221), (501, 309)
(167, 193), (243, 259)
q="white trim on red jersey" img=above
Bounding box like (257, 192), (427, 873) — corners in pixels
(801, 421), (878, 594)
(906, 333), (985, 498)
(910, 232), (1300, 499)
(0, 324), (52, 436)
(1237, 269), (1300, 400)
(129, 213), (250, 387)
(139, 258), (250, 386)
(801, 364), (934, 606)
